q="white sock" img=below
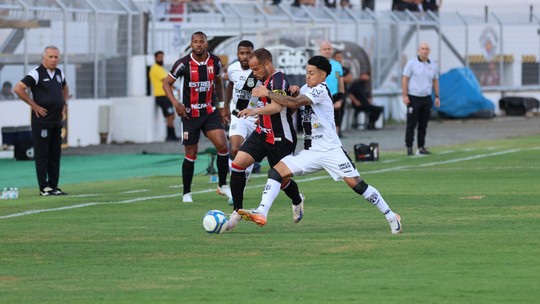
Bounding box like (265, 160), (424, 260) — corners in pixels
(256, 179), (281, 217)
(362, 185), (395, 220)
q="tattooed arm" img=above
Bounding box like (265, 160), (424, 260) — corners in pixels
(252, 85), (312, 109)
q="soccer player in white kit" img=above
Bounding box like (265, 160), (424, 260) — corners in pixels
(238, 55), (402, 234)
(222, 41), (259, 190)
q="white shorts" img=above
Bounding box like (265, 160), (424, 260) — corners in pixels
(281, 147), (360, 181)
(228, 114), (257, 139)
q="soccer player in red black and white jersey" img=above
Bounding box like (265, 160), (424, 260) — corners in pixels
(225, 48), (304, 231)
(163, 31), (232, 203)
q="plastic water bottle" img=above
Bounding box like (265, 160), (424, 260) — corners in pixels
(12, 188), (18, 199)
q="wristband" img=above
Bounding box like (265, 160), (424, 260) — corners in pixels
(218, 101), (224, 109)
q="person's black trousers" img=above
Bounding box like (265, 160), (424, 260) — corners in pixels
(32, 124), (63, 190)
(405, 95), (432, 148)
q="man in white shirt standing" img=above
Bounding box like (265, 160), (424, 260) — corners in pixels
(402, 42), (441, 156)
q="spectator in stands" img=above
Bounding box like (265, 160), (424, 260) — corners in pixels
(362, 0), (375, 10)
(393, 0), (423, 11)
(292, 0), (316, 7)
(348, 72), (383, 130)
(324, 0), (337, 8)
(423, 0), (442, 12)
(340, 0), (352, 9)
(0, 81), (15, 100)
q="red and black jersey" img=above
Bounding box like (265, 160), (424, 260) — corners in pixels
(169, 52), (222, 118)
(255, 71), (296, 145)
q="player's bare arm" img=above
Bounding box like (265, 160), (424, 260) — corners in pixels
(221, 81), (234, 124)
(267, 91), (311, 109)
(252, 86), (311, 109)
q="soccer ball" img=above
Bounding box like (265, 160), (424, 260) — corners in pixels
(202, 210), (228, 234)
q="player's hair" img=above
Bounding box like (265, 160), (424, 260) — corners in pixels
(333, 50), (342, 58)
(308, 55), (332, 77)
(154, 51), (164, 58)
(191, 31), (207, 40)
(238, 40), (254, 50)
(250, 48), (273, 64)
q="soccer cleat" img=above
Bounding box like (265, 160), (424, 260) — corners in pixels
(217, 185), (233, 203)
(238, 209), (267, 227)
(52, 188), (68, 195)
(417, 147), (431, 155)
(407, 147), (413, 156)
(388, 213), (402, 234)
(226, 210), (241, 231)
(40, 187), (54, 196)
(182, 192), (193, 203)
(292, 193), (305, 223)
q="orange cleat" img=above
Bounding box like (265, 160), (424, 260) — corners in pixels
(238, 209), (267, 227)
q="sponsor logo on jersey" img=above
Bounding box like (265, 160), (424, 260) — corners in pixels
(189, 81), (211, 92)
(190, 103), (209, 109)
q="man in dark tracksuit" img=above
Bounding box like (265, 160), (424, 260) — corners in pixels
(14, 46), (70, 196)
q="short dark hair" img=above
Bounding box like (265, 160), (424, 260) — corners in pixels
(154, 51), (164, 58)
(250, 48), (273, 64)
(191, 31), (207, 40)
(308, 55), (332, 77)
(238, 40), (254, 50)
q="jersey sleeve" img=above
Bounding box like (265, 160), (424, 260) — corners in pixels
(303, 84), (328, 105)
(21, 69), (38, 88)
(402, 60), (413, 77)
(268, 72), (289, 95)
(169, 58), (187, 80)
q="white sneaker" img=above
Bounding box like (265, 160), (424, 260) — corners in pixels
(388, 213), (402, 234)
(182, 192), (193, 203)
(226, 210), (241, 231)
(217, 185), (233, 202)
(292, 193), (305, 223)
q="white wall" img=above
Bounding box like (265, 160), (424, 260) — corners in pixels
(1, 97), (168, 147)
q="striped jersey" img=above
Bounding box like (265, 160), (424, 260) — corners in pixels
(169, 52), (222, 118)
(255, 71), (296, 145)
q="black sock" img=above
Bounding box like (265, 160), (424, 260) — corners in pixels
(167, 127), (176, 139)
(282, 179), (302, 205)
(182, 159), (195, 194)
(217, 154), (229, 187)
(230, 170), (246, 210)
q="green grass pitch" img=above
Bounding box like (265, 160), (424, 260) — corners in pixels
(1, 135), (539, 303)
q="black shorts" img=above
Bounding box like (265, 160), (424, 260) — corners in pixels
(239, 132), (296, 167)
(181, 111), (224, 146)
(155, 96), (174, 117)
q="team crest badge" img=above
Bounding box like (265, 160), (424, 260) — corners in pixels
(313, 123), (320, 129)
(56, 75), (62, 83)
(41, 129), (48, 138)
(247, 78), (255, 87)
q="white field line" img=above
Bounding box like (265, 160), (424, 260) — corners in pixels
(0, 148), (529, 220)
